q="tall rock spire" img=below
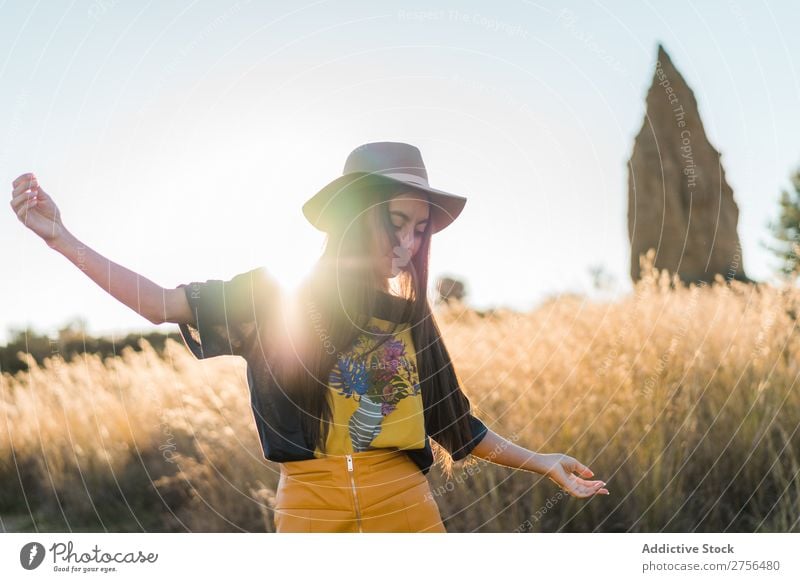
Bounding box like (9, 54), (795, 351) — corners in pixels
(628, 44), (748, 284)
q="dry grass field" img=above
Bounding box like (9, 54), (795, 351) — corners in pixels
(2, 261), (799, 532)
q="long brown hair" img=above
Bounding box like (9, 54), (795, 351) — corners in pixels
(267, 180), (476, 476)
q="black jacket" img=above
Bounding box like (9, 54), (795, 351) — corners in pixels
(175, 267), (489, 475)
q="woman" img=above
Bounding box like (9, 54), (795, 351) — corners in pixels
(9, 141), (608, 533)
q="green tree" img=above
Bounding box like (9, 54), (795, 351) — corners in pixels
(766, 165), (800, 279)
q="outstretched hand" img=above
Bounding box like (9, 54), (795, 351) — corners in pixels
(539, 453), (609, 498)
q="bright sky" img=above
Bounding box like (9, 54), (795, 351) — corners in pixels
(2, 0), (799, 344)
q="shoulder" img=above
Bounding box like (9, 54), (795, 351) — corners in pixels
(230, 266), (281, 294)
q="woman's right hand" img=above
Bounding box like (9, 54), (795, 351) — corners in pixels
(10, 173), (66, 247)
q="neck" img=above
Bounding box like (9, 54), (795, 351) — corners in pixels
(371, 269), (391, 293)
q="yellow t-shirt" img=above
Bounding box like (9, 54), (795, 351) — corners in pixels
(313, 316), (427, 457)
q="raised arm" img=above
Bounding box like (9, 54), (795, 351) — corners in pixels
(10, 172), (193, 326)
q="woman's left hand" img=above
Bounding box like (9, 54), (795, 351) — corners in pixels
(538, 453), (609, 498)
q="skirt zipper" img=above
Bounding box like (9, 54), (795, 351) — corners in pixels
(346, 454), (363, 532)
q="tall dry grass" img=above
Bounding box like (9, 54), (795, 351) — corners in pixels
(2, 258), (799, 532)
(0, 340), (274, 532)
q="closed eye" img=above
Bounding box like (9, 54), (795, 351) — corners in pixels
(390, 210), (429, 232)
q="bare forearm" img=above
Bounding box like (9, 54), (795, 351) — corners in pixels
(471, 429), (548, 474)
(48, 227), (167, 324)
(470, 429), (609, 497)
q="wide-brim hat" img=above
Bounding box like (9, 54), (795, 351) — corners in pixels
(302, 141), (467, 234)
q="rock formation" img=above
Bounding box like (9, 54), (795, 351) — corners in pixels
(628, 44), (749, 284)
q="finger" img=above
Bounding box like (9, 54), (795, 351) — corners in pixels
(582, 484), (609, 497)
(568, 480), (601, 498)
(12, 173), (36, 188)
(16, 201), (35, 221)
(570, 459), (594, 478)
(10, 191), (37, 211)
(17, 197), (38, 216)
(564, 479), (586, 496)
(12, 174), (38, 195)
(13, 181), (38, 198)
(575, 478), (606, 488)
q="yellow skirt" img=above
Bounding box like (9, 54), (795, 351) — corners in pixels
(273, 448), (446, 533)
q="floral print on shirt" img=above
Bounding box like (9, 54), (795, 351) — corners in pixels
(327, 322), (421, 451)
